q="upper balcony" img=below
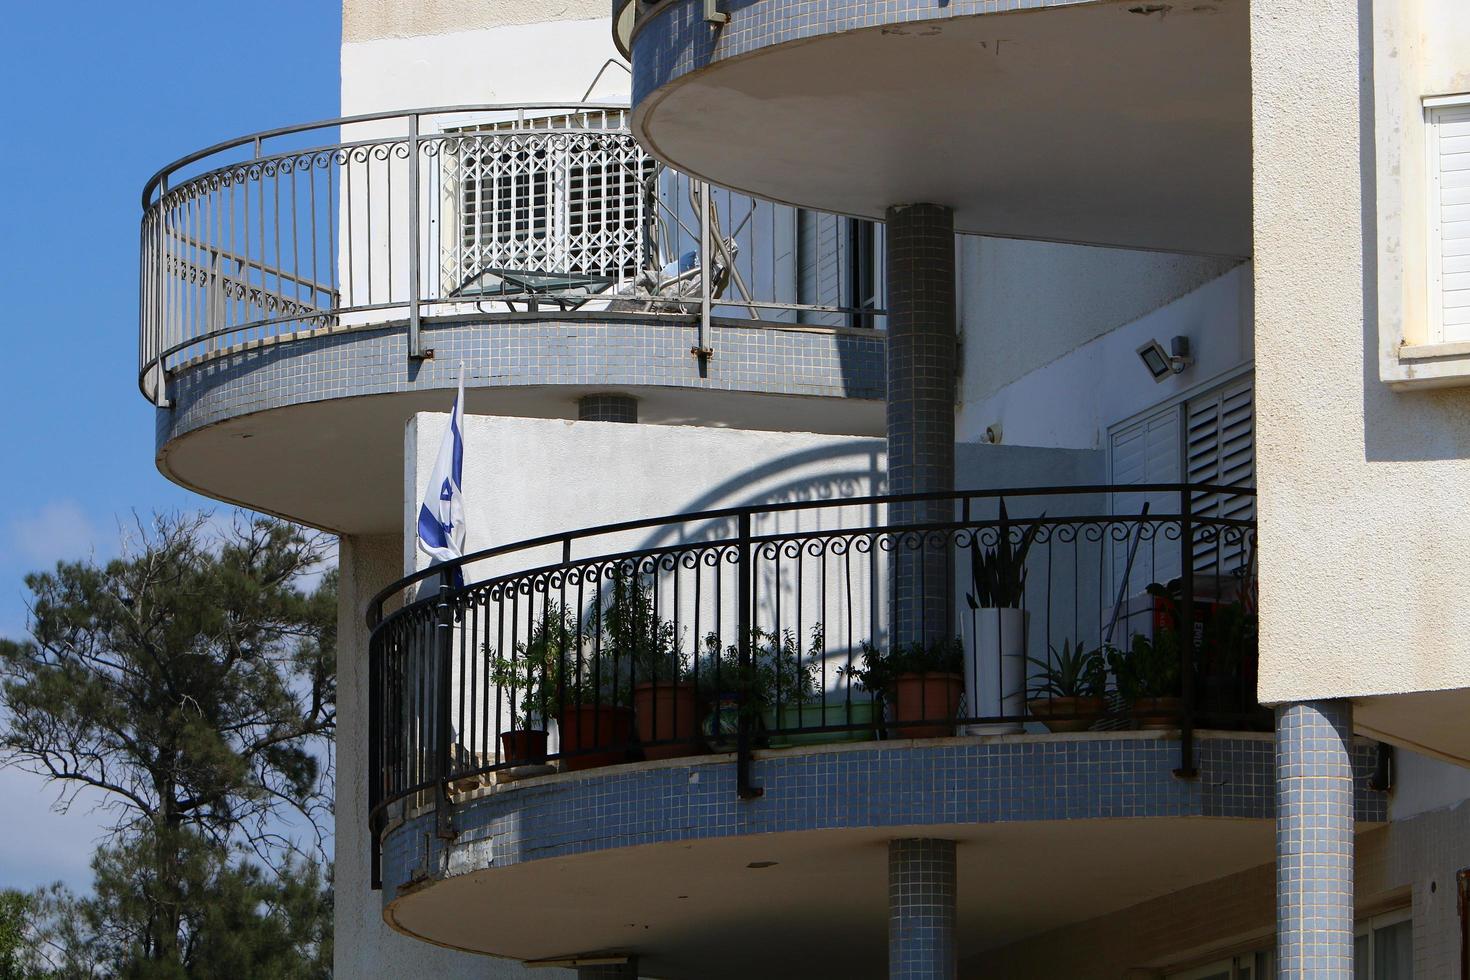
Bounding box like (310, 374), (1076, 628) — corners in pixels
(139, 104), (886, 533)
(364, 482), (1386, 972)
(618, 0), (1251, 256)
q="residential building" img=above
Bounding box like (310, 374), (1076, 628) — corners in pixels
(135, 0), (1470, 976)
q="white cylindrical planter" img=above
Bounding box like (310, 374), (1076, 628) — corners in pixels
(966, 607), (1026, 734)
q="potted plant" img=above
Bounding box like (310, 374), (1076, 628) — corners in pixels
(549, 600), (634, 771)
(965, 499), (1042, 734)
(1106, 627), (1183, 729)
(489, 649), (551, 767)
(843, 635), (964, 739)
(606, 575), (701, 760)
(1026, 639), (1106, 732)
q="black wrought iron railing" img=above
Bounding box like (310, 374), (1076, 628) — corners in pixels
(366, 484), (1258, 886)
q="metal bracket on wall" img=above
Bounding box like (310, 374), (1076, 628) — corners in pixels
(705, 0), (728, 24)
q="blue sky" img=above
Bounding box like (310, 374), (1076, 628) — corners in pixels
(0, 1), (340, 892)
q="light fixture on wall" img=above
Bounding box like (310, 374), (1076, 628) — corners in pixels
(1136, 336), (1194, 382)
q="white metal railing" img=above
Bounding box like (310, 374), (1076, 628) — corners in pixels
(138, 103), (884, 406)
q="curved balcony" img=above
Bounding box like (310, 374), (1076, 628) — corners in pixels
(362, 485), (1379, 971)
(138, 104), (886, 532)
(621, 0), (1251, 256)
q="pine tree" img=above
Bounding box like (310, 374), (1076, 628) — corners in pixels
(0, 514), (336, 976)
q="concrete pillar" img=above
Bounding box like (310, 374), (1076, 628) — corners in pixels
(576, 960), (637, 979)
(578, 393), (638, 423)
(884, 204), (956, 648)
(1275, 700), (1355, 978)
(888, 838), (957, 980)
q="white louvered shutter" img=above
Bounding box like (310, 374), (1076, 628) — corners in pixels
(1109, 405), (1182, 597)
(1431, 104), (1470, 342)
(1186, 376), (1255, 575)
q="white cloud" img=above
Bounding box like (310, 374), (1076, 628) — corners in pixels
(7, 500), (102, 570)
(0, 765), (111, 891)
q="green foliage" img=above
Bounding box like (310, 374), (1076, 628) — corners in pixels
(966, 499), (1044, 610)
(16, 832), (330, 980)
(1106, 629), (1183, 701)
(601, 575), (686, 683)
(0, 889), (40, 980)
(489, 602), (577, 726)
(0, 513), (336, 977)
(839, 635), (964, 701)
(698, 626), (823, 709)
(1027, 639), (1106, 699)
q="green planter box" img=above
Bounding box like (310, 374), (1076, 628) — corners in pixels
(764, 699), (879, 747)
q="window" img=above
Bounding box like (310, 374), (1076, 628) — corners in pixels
(845, 217), (879, 327)
(442, 112), (656, 296)
(1168, 947), (1272, 979)
(796, 211), (881, 327)
(1427, 98), (1470, 343)
(1355, 909), (1413, 979)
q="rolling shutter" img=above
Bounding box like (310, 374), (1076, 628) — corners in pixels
(1431, 104), (1470, 342)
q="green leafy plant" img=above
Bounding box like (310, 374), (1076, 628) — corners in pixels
(967, 499), (1044, 609)
(489, 602), (577, 726)
(697, 626), (822, 710)
(1028, 639), (1106, 699)
(839, 635), (964, 703)
(1106, 628), (1182, 702)
(601, 573), (689, 684)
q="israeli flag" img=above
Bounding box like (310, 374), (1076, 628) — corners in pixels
(417, 365), (466, 588)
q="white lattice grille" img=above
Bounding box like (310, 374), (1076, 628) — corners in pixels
(439, 113), (655, 294)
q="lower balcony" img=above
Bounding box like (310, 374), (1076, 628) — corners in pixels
(364, 485), (1386, 974)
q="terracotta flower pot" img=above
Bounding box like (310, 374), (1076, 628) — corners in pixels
(1132, 696), (1183, 731)
(499, 729), (549, 765)
(633, 681), (701, 760)
(891, 672), (963, 739)
(1026, 696), (1105, 733)
(557, 704), (635, 770)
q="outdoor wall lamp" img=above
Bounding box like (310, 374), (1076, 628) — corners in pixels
(1137, 336), (1193, 382)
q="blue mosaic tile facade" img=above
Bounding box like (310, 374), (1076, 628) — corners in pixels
(1276, 701), (1355, 980)
(631, 0), (1101, 109)
(379, 734), (1387, 902)
(157, 315), (885, 446)
(889, 838), (957, 980)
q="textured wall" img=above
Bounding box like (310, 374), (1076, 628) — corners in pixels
(1252, 0), (1470, 703)
(342, 13), (622, 115)
(343, 0), (611, 43)
(337, 534), (561, 979)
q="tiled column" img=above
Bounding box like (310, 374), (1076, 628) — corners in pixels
(578, 393), (638, 423)
(576, 959), (637, 979)
(885, 204), (956, 648)
(888, 838), (957, 980)
(1276, 700), (1355, 979)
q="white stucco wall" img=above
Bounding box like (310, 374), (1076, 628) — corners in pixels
(406, 414), (886, 582)
(957, 235), (1241, 409)
(343, 0), (611, 44)
(341, 18), (626, 116)
(337, 534), (564, 980)
(1253, 0), (1470, 703)
(958, 263), (1253, 450)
